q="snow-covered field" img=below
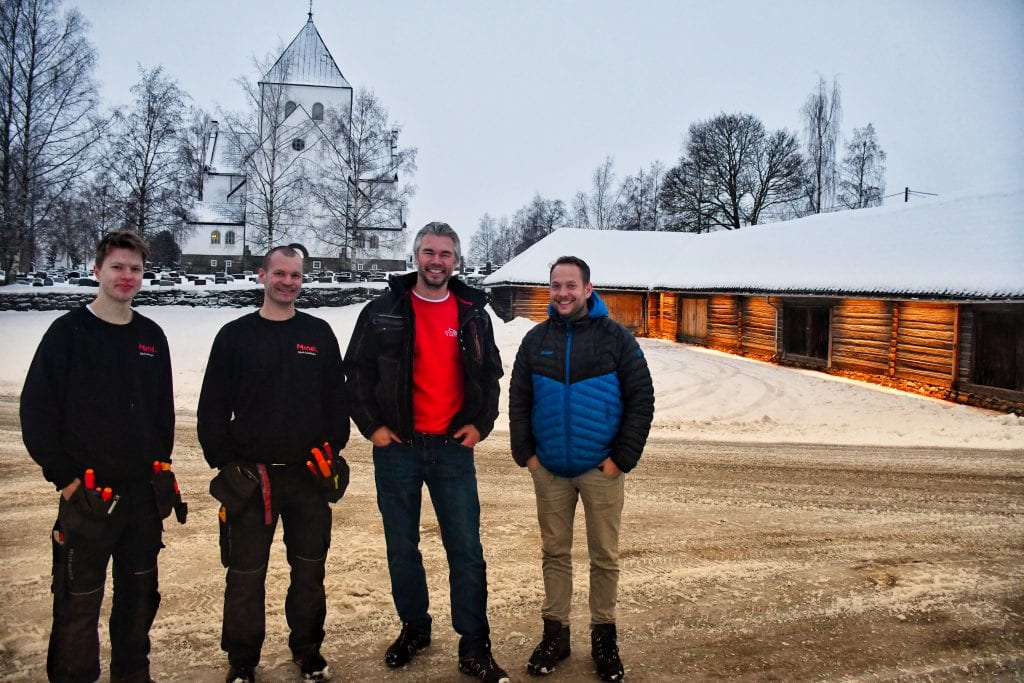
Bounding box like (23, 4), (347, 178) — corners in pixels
(1, 304), (1021, 449)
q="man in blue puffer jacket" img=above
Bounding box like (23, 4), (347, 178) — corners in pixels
(509, 255), (654, 681)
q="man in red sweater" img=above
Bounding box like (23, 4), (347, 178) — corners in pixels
(345, 222), (508, 682)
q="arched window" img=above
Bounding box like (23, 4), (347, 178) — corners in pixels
(285, 101), (297, 117)
(312, 102), (324, 121)
(369, 235), (380, 249)
(225, 231), (235, 245)
(210, 231), (220, 245)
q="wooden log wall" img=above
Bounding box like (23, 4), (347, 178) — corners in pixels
(506, 287), (549, 322)
(647, 293), (678, 341)
(707, 295), (741, 352)
(831, 299), (894, 375)
(741, 297), (778, 358)
(892, 301), (957, 387)
(491, 286), (647, 334)
(957, 307), (975, 387)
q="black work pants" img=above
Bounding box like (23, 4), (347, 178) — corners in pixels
(218, 464), (332, 668)
(48, 481), (162, 683)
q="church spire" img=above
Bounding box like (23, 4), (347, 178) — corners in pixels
(308, 1), (313, 21)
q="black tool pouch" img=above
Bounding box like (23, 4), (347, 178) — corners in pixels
(151, 469), (178, 520)
(209, 462), (260, 514)
(58, 485), (112, 540)
(324, 454), (351, 503)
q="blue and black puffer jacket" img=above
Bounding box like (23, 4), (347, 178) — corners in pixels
(509, 291), (654, 478)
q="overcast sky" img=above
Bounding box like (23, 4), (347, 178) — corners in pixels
(72, 0), (1024, 247)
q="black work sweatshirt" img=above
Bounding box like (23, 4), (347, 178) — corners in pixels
(20, 306), (175, 491)
(197, 311), (349, 468)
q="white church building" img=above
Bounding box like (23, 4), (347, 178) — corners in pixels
(181, 13), (408, 275)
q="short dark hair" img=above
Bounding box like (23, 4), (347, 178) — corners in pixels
(262, 245), (302, 270)
(549, 255), (590, 285)
(413, 221), (461, 267)
(95, 231), (149, 268)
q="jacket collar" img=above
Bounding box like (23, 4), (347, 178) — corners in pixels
(390, 271), (487, 308)
(547, 289), (609, 323)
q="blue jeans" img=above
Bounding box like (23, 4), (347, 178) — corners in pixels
(373, 436), (490, 657)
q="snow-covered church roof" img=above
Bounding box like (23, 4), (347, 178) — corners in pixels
(484, 187), (1024, 301)
(204, 127), (245, 175)
(262, 15), (351, 89)
(188, 201), (245, 227)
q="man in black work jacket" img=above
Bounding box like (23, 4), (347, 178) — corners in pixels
(344, 222), (509, 682)
(21, 230), (175, 683)
(198, 245), (349, 683)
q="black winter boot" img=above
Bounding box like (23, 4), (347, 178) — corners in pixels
(385, 622), (431, 667)
(591, 623), (624, 681)
(527, 618), (570, 675)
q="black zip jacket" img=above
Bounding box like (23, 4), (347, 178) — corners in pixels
(20, 306), (175, 490)
(197, 311), (349, 468)
(344, 272), (503, 442)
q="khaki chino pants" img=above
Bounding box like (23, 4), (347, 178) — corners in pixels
(530, 463), (624, 626)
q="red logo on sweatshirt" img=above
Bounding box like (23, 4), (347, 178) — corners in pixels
(296, 343), (318, 356)
(138, 343), (157, 357)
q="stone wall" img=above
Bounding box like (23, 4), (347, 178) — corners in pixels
(0, 287), (381, 312)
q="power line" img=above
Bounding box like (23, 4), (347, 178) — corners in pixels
(884, 187), (938, 202)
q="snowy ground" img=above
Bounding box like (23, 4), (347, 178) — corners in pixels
(1, 304), (1022, 681)
(1, 304), (1022, 448)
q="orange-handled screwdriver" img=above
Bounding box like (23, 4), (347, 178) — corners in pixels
(311, 448), (331, 477)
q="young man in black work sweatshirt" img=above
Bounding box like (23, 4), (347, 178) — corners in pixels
(198, 245), (349, 683)
(21, 230), (175, 683)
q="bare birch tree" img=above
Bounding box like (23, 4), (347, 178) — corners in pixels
(110, 65), (189, 239)
(311, 87), (416, 259)
(801, 76), (842, 213)
(619, 161), (665, 231)
(838, 123), (886, 209)
(467, 212), (499, 267)
(589, 155), (621, 230)
(570, 191), (590, 230)
(0, 0), (103, 280)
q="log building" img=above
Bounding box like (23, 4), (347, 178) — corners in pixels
(485, 190), (1024, 413)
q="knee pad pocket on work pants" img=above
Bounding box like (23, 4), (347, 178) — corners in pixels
(219, 496), (274, 572)
(51, 518), (110, 596)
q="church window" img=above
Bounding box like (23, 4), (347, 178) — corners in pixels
(370, 235), (380, 249)
(312, 102), (324, 120)
(225, 231), (235, 245)
(211, 231), (221, 245)
(285, 101), (297, 117)
(292, 138), (306, 151)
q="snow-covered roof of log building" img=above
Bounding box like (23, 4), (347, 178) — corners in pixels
(483, 187), (1024, 300)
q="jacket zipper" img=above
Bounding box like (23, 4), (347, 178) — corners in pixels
(564, 324), (573, 471)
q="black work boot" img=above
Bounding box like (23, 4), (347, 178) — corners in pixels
(527, 618), (570, 675)
(385, 622), (431, 667)
(591, 623), (624, 681)
(458, 639), (510, 683)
